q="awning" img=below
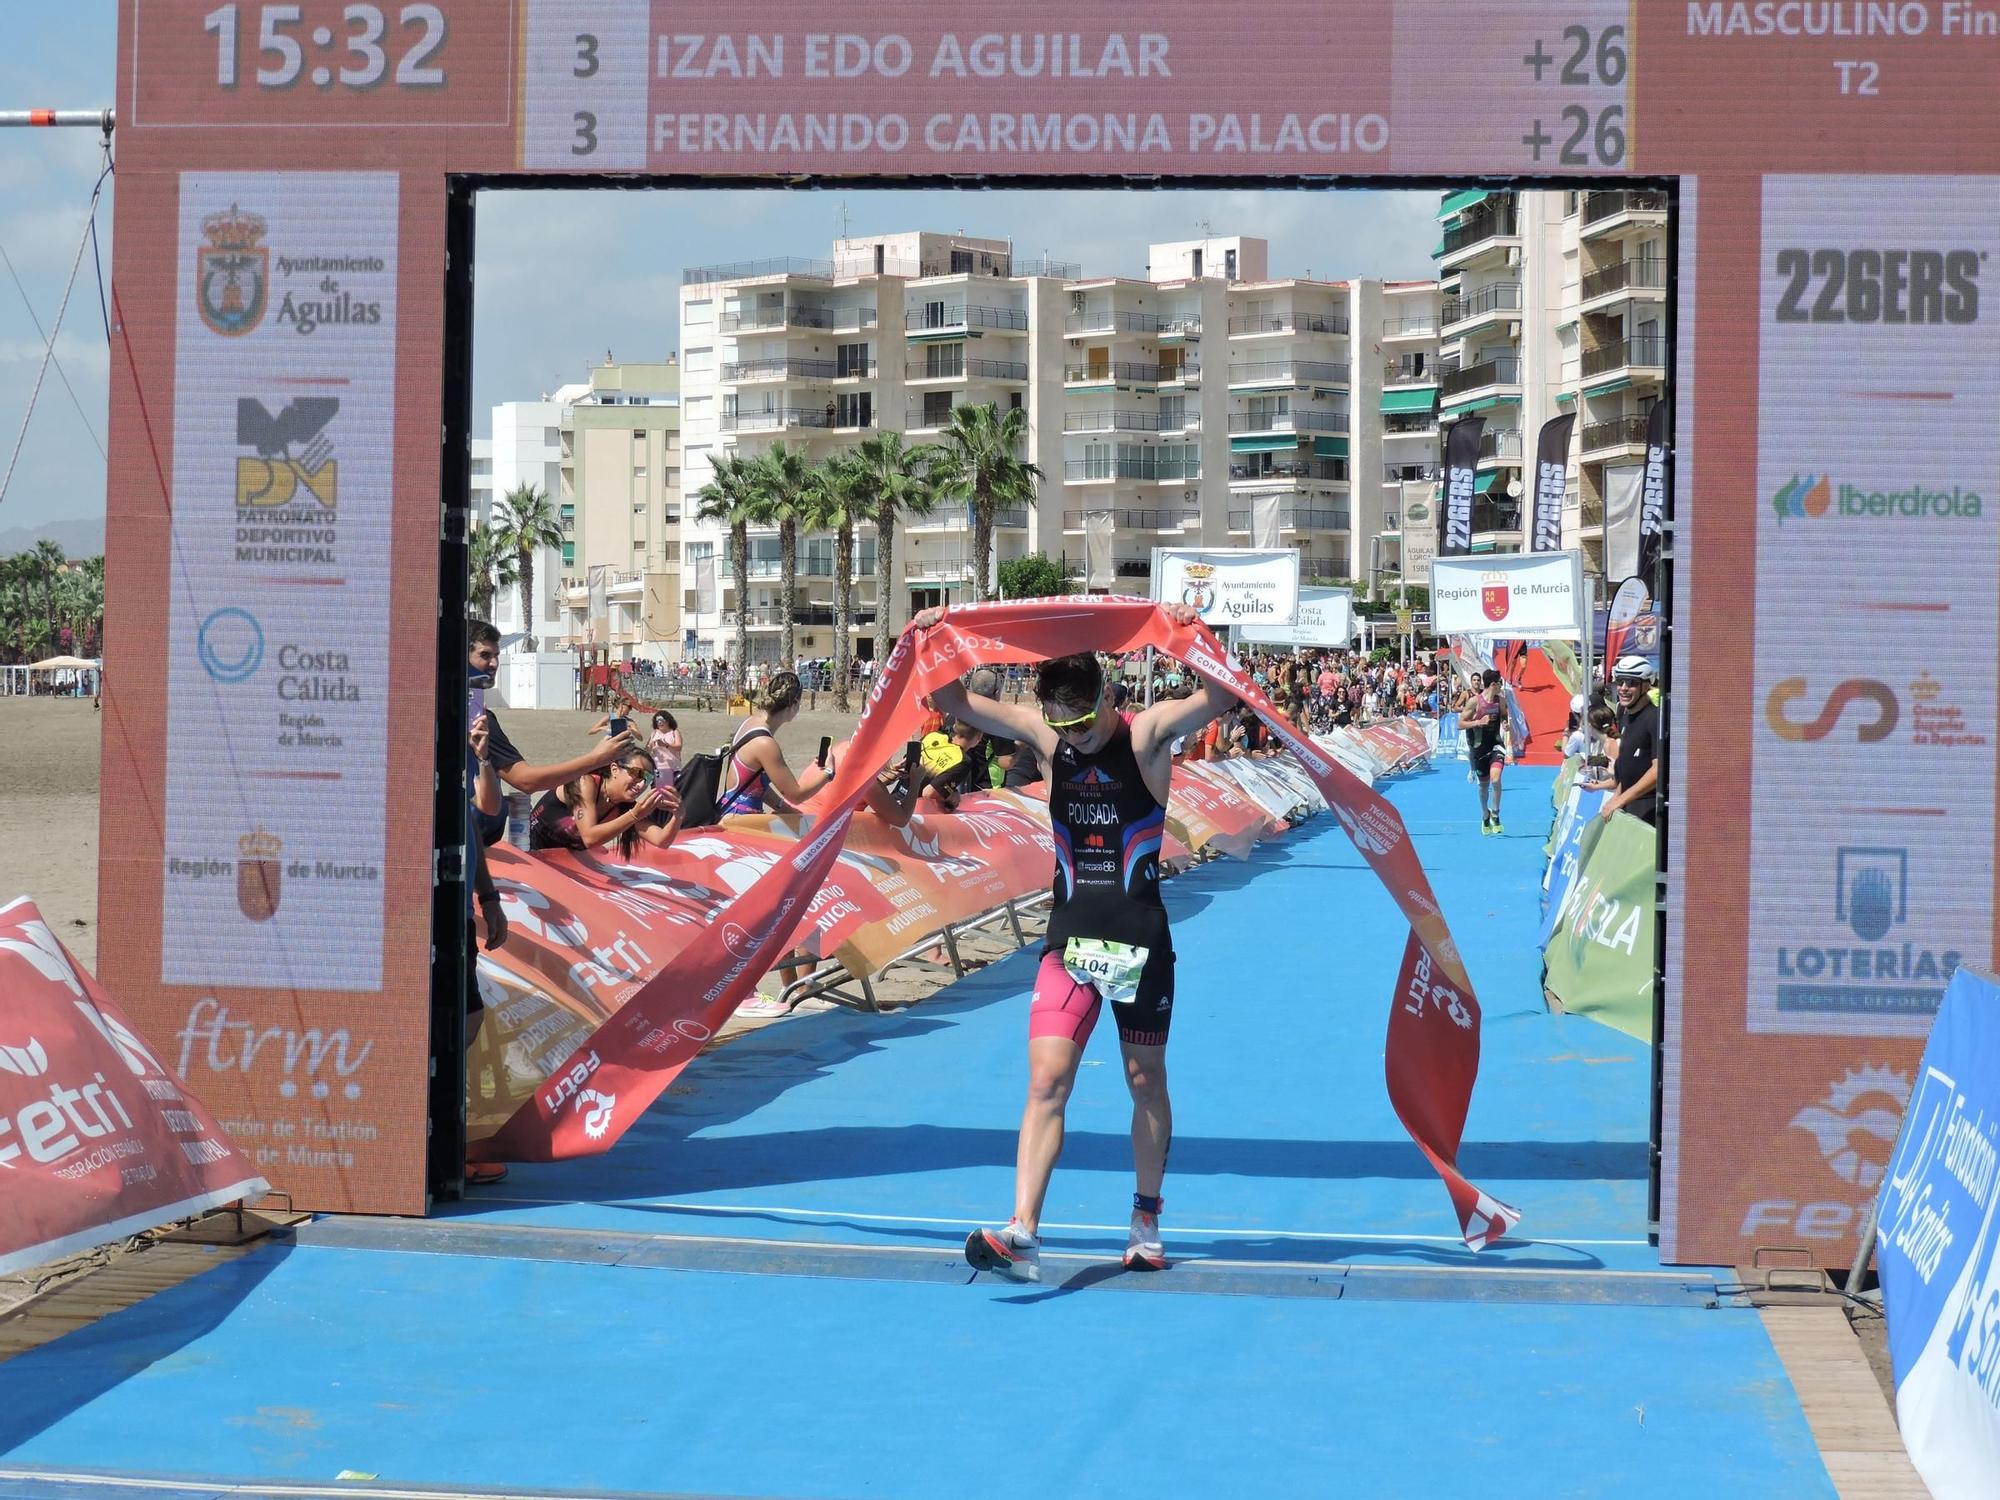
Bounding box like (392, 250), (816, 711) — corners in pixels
(1430, 241), (1445, 259)
(1313, 436), (1349, 458)
(1440, 394), (1511, 415)
(1379, 388), (1437, 416)
(1584, 375), (1633, 396)
(1556, 390), (1576, 404)
(906, 329), (978, 344)
(1439, 188), (1492, 218)
(1475, 470), (1501, 493)
(1230, 434), (1298, 453)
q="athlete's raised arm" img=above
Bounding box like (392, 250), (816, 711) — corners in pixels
(907, 607), (1053, 756)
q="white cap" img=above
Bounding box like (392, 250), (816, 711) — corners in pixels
(1570, 693), (1587, 712)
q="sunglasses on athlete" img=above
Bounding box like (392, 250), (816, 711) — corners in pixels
(1041, 704), (1100, 732)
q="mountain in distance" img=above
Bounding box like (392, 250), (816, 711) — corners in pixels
(0, 514), (105, 558)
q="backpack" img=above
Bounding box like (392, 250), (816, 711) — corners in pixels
(674, 727), (771, 828)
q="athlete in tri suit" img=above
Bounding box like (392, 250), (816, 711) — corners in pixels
(1461, 668), (1511, 835)
(911, 606), (1234, 1281)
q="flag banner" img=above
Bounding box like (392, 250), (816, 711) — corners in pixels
(1543, 639), (1582, 698)
(1542, 811), (1655, 1040)
(1400, 479), (1438, 584)
(1250, 491), (1284, 549)
(1873, 965), (2000, 1498)
(1440, 415), (1484, 558)
(1207, 760), (1298, 828)
(0, 898), (267, 1279)
(694, 556), (717, 616)
(1532, 414), (1577, 553)
(474, 598), (1517, 1251)
(1637, 400), (1669, 584)
(1603, 464), (1645, 582)
(1083, 510), (1114, 590)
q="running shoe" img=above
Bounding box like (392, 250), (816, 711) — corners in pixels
(1480, 814), (1494, 836)
(965, 1220), (1042, 1283)
(1124, 1208), (1168, 1272)
(1492, 819), (1505, 836)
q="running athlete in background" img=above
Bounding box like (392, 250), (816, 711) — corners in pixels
(1461, 668), (1511, 835)
(912, 606), (1234, 1281)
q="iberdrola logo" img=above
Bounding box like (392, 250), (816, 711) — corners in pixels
(1772, 473), (1831, 524)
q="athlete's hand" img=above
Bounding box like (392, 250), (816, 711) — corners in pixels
(909, 606), (947, 633)
(1162, 603), (1203, 628)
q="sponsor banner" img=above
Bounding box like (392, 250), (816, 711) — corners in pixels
(0, 899), (265, 1279)
(1748, 177), (2000, 1039)
(1439, 415), (1483, 558)
(474, 598), (1516, 1252)
(1874, 966), (2000, 1497)
(1152, 548), (1300, 628)
(1432, 553), (1585, 640)
(1166, 764), (1273, 858)
(1540, 785), (1609, 949)
(1531, 414), (1576, 554)
(1399, 479), (1438, 584)
(1637, 401), (1669, 583)
(1542, 812), (1656, 1042)
(1238, 588), (1354, 648)
(163, 175), (399, 992)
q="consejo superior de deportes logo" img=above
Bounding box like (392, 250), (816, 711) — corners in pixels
(197, 607), (264, 683)
(1765, 676), (1898, 743)
(1772, 472), (1983, 525)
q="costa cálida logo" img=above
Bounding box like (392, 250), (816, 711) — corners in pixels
(1480, 571), (1511, 623)
(196, 204), (269, 336)
(237, 829), (282, 922)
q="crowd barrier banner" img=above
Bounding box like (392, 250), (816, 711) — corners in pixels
(1871, 966), (2000, 1498)
(1539, 786), (1608, 950)
(1162, 764), (1271, 859)
(0, 898), (266, 1278)
(1542, 812), (1656, 1041)
(474, 598), (1518, 1251)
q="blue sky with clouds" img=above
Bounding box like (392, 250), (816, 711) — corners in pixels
(0, 4), (1439, 539)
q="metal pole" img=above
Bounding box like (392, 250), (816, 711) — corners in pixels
(1143, 645), (1155, 706)
(0, 109), (113, 129)
(1578, 572), (1596, 703)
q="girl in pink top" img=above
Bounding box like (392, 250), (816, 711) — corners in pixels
(647, 710), (683, 779)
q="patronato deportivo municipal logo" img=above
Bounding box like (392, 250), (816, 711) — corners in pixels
(1772, 471), (1982, 525)
(237, 397), (337, 510)
(196, 205), (269, 336)
(1480, 572), (1510, 623)
(1764, 676), (1897, 743)
(1789, 1065), (1909, 1190)
(237, 828), (282, 922)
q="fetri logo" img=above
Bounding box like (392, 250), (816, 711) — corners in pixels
(1773, 472), (1983, 525)
(1765, 677), (1898, 743)
(1790, 1065), (1909, 1190)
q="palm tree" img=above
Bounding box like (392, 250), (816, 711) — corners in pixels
(747, 442), (813, 671)
(810, 455), (868, 711)
(843, 431), (943, 668)
(933, 405), (1041, 602)
(492, 484), (564, 651)
(467, 521), (519, 625)
(32, 540), (64, 655)
(693, 453), (759, 695)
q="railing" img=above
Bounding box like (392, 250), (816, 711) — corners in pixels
(1480, 428), (1525, 462)
(1064, 410), (1169, 433)
(1382, 413), (1437, 435)
(903, 553), (977, 579)
(1384, 463), (1442, 484)
(905, 303), (1030, 332)
(1157, 410), (1200, 432)
(719, 304), (860, 332)
(1159, 360), (1200, 382)
(830, 359), (878, 378)
(686, 256), (834, 284)
(1227, 507), (1350, 531)
(1582, 189), (1668, 226)
(906, 403), (968, 429)
(1381, 360), (1434, 385)
(1228, 360), (1350, 386)
(1228, 459), (1348, 483)
(1226, 313), (1350, 336)
(685, 253), (1083, 284)
(1440, 204), (1518, 257)
(1381, 316), (1438, 337)
(720, 357), (837, 382)
(907, 357), (1029, 381)
(1580, 336), (1667, 378)
(1580, 259), (1667, 300)
(1438, 357), (1522, 398)
(1061, 456), (1200, 482)
(1471, 499), (1523, 533)
(721, 408), (836, 431)
(1063, 556), (1157, 578)
(1064, 361), (1163, 383)
(1157, 316), (1203, 337)
(1062, 508), (1198, 529)
(1441, 281), (1522, 325)
(1225, 409), (1347, 434)
(1580, 414), (1649, 451)
(1064, 308), (1168, 335)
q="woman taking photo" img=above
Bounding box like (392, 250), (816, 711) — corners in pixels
(530, 747), (683, 854)
(717, 670), (835, 816)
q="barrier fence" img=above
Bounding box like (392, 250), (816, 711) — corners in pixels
(1538, 756), (1657, 1043)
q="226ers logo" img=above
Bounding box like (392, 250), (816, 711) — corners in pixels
(196, 205), (269, 337)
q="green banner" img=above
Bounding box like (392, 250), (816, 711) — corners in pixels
(1546, 757), (1581, 858)
(1543, 810), (1656, 1041)
(1543, 640), (1582, 698)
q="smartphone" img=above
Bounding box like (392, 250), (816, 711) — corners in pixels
(608, 714), (629, 739)
(902, 738), (921, 783)
(468, 686), (484, 723)
(654, 768), (675, 791)
(816, 735), (833, 768)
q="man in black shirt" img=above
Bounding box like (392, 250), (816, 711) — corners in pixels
(1592, 655), (1660, 826)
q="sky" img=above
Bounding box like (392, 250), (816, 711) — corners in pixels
(0, 3), (1439, 539)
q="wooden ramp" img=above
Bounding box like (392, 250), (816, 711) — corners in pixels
(1758, 1304), (1928, 1499)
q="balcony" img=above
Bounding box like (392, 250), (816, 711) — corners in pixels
(1581, 190), (1669, 234)
(1064, 556), (1157, 580)
(1579, 259), (1668, 306)
(1438, 357), (1522, 402)
(1064, 361), (1165, 386)
(719, 357), (838, 383)
(907, 507), (1027, 531)
(1064, 409), (1170, 433)
(1062, 508), (1199, 530)
(685, 256), (833, 285)
(725, 604), (882, 627)
(1579, 413), (1650, 457)
(1384, 463), (1442, 485)
(1579, 336), (1667, 384)
(1227, 360), (1350, 388)
(719, 304), (861, 333)
(906, 401), (972, 431)
(1157, 315), (1202, 340)
(1226, 313), (1350, 337)
(1438, 203), (1519, 268)
(1382, 359), (1435, 386)
(906, 357), (1030, 383)
(1382, 413), (1438, 437)
(1381, 315), (1438, 339)
(1471, 498), (1523, 535)
(721, 407), (838, 432)
(903, 551), (978, 582)
(905, 303), (1030, 334)
(1479, 428), (1525, 465)
(1064, 308), (1167, 336)
(1226, 409), (1347, 435)
(1440, 281), (1522, 332)
(1227, 506), (1350, 531)
(1228, 459), (1347, 484)
(1061, 455), (1201, 483)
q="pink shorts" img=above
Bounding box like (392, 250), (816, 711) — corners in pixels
(1027, 949), (1172, 1049)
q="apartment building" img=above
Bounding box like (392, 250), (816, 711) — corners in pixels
(484, 396), (574, 647)
(677, 227), (1436, 664)
(1430, 186), (1669, 584)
